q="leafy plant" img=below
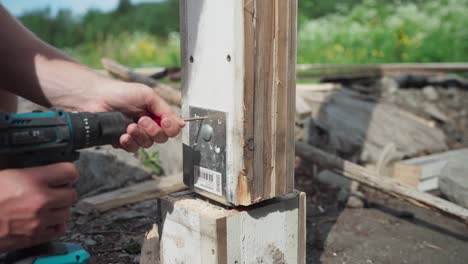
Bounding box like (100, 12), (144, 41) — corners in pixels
(138, 149), (163, 176)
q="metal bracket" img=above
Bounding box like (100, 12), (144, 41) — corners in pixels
(183, 107), (226, 197)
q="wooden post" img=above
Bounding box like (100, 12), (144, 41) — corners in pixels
(180, 0), (297, 206)
(156, 2), (305, 263)
(158, 191), (306, 264)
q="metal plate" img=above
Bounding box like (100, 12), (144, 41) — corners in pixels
(183, 107), (226, 197)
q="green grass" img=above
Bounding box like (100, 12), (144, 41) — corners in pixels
(63, 0), (468, 68)
(297, 0), (468, 64)
(64, 32), (181, 68)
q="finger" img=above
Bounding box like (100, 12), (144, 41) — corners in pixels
(138, 116), (168, 143)
(160, 115), (184, 138)
(127, 123), (153, 148)
(46, 187), (78, 209)
(34, 224), (66, 243)
(144, 92), (185, 127)
(145, 91), (173, 117)
(119, 134), (139, 153)
(40, 208), (71, 226)
(138, 116), (160, 137)
(154, 133), (169, 144)
(28, 163), (79, 187)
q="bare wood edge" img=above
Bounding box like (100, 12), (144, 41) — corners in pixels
(140, 224), (160, 264)
(101, 58), (181, 107)
(295, 142), (468, 225)
(286, 0), (297, 193)
(216, 217), (228, 264)
(240, 0), (255, 205)
(273, 0), (289, 196)
(297, 191), (306, 264)
(76, 176), (187, 214)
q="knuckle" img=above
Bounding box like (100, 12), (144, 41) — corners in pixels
(27, 220), (42, 236)
(31, 193), (51, 212)
(127, 124), (139, 135)
(142, 140), (153, 148)
(69, 189), (78, 203)
(63, 163), (79, 181)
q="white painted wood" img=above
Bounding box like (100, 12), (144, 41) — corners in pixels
(180, 0), (297, 205)
(159, 191), (306, 264)
(180, 0), (244, 204)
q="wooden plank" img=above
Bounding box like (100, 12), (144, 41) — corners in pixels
(101, 58), (181, 107)
(296, 63), (468, 78)
(180, 0), (296, 205)
(140, 224), (160, 264)
(241, 0), (256, 204)
(159, 191), (305, 264)
(286, 0), (298, 194)
(296, 142), (468, 224)
(297, 191), (306, 264)
(76, 175), (186, 214)
(393, 149), (468, 192)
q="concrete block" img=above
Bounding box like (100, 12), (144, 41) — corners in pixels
(439, 159), (468, 208)
(159, 191), (306, 264)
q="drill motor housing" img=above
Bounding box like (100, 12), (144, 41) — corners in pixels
(0, 109), (132, 169)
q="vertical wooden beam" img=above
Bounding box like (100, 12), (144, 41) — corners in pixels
(181, 0), (297, 206)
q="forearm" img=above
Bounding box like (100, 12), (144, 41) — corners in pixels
(0, 5), (109, 111)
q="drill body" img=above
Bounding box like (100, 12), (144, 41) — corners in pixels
(0, 109), (132, 169)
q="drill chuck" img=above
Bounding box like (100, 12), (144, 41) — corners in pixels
(69, 111), (131, 149)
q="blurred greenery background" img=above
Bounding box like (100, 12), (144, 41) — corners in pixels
(10, 0), (468, 68)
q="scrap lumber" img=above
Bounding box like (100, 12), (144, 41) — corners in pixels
(140, 224), (160, 264)
(180, 0), (297, 205)
(295, 141), (468, 224)
(159, 191), (306, 264)
(296, 63), (468, 79)
(76, 175), (186, 214)
(101, 58), (181, 107)
(393, 148), (468, 192)
(300, 87), (447, 163)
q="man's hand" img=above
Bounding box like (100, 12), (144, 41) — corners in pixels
(81, 80), (185, 153)
(0, 163), (78, 252)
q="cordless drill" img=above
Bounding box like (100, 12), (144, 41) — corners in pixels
(0, 108), (132, 169)
(0, 108), (132, 264)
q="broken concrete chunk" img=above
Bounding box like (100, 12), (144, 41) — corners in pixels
(439, 159), (468, 208)
(422, 86), (439, 101)
(75, 146), (152, 197)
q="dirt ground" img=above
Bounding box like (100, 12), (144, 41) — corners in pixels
(59, 77), (468, 264)
(59, 167), (468, 264)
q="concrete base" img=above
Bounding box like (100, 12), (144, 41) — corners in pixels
(158, 191), (306, 264)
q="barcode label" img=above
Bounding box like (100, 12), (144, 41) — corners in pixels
(194, 166), (222, 196)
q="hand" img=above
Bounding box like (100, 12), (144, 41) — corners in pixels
(0, 163), (78, 252)
(84, 80), (185, 152)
